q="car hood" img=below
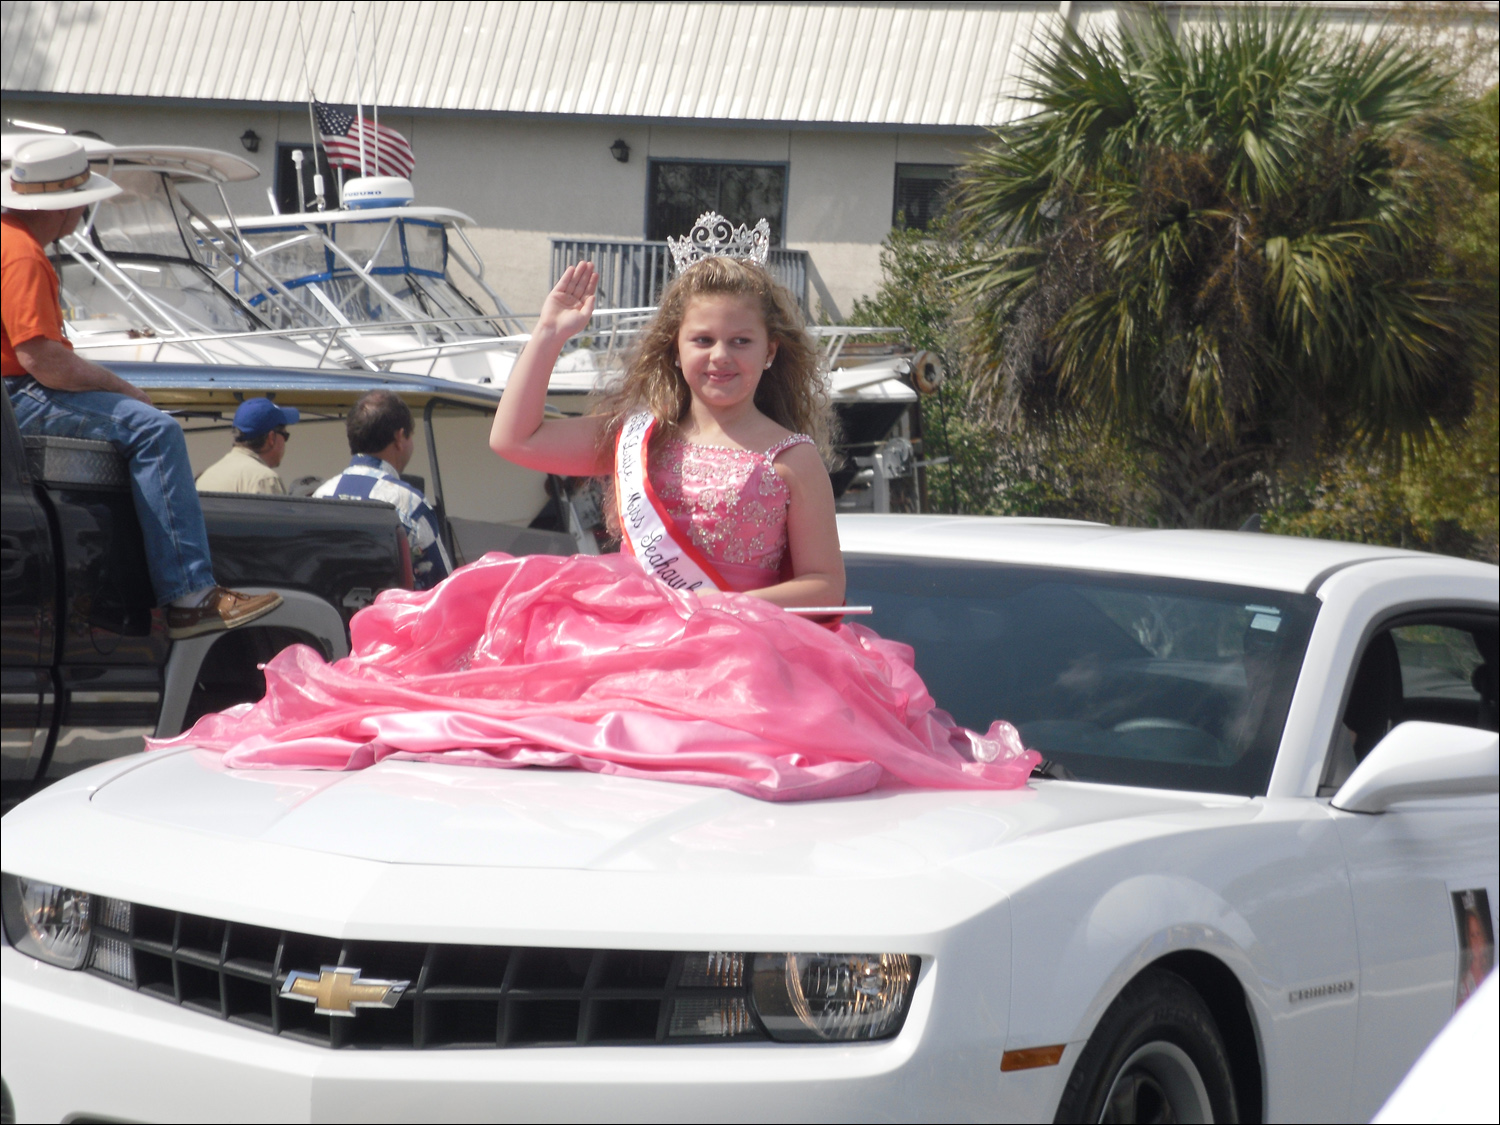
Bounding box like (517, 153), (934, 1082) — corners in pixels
(84, 749), (1246, 877)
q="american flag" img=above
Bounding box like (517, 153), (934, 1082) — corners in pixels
(313, 101), (415, 179)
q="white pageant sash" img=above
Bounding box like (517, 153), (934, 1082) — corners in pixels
(615, 410), (730, 593)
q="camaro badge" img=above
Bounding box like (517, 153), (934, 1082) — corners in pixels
(280, 966), (409, 1017)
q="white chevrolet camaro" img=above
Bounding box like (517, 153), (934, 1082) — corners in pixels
(3, 517), (1497, 1124)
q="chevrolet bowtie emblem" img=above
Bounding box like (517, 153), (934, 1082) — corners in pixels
(280, 966), (409, 1017)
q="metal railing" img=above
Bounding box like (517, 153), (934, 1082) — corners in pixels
(551, 239), (810, 317)
(68, 315), (529, 380)
(67, 310), (904, 386)
(66, 307), (659, 382)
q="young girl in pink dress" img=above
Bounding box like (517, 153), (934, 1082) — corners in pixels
(154, 219), (1037, 800)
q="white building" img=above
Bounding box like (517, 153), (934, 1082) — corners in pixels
(3, 1), (1483, 318)
(2, 1), (1127, 318)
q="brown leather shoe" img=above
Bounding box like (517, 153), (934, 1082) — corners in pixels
(166, 587), (283, 640)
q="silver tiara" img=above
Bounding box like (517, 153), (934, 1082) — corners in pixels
(666, 211), (771, 271)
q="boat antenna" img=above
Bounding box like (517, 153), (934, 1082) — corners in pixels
(294, 0), (326, 210)
(350, 2), (367, 176)
(371, 1), (382, 178)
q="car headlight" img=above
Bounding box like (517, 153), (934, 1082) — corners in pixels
(750, 952), (917, 1041)
(1, 873), (93, 970)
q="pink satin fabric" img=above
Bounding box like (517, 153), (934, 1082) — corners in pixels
(652, 434), (813, 581)
(151, 552), (1038, 801)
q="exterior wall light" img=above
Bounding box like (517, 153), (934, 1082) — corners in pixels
(609, 139), (630, 164)
(240, 129), (261, 154)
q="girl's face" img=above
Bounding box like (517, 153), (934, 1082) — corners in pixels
(675, 295), (778, 412)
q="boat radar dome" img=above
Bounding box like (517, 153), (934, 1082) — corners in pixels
(342, 176), (413, 210)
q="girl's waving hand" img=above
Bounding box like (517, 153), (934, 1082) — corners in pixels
(490, 262), (609, 476)
(541, 261), (599, 339)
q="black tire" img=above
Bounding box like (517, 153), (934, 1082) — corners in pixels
(1054, 968), (1239, 1124)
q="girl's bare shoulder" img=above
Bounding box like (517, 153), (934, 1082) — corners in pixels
(769, 437), (826, 487)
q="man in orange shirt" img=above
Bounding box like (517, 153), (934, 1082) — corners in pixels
(3, 136), (280, 638)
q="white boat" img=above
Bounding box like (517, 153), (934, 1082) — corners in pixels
(228, 195), (926, 410)
(5, 131), (937, 510)
(0, 133), (365, 370)
(220, 172), (935, 512)
(224, 192), (539, 385)
(4, 132), (924, 396)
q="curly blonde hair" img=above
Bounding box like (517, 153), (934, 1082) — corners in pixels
(595, 256), (836, 464)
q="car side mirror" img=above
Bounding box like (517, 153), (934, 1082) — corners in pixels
(1332, 721), (1499, 813)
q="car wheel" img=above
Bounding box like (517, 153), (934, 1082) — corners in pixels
(1054, 967), (1238, 1124)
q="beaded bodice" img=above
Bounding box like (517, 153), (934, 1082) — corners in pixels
(649, 433), (815, 580)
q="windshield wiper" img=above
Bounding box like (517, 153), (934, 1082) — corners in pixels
(1030, 758), (1077, 781)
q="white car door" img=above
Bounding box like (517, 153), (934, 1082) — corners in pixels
(1329, 611), (1500, 1123)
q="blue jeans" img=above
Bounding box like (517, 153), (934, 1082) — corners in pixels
(8, 377), (216, 605)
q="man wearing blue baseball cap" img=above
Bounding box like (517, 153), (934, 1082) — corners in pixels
(196, 397), (300, 494)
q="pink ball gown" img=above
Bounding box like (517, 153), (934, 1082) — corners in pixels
(151, 433), (1039, 800)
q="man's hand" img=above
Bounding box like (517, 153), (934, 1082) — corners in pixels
(13, 337), (153, 404)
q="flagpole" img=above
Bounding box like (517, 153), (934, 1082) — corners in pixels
(350, 2), (367, 175)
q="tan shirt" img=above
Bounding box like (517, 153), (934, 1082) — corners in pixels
(195, 444), (285, 495)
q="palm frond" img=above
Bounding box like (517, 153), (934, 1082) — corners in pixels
(949, 0), (1482, 459)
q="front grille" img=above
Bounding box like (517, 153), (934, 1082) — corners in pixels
(86, 899), (767, 1049)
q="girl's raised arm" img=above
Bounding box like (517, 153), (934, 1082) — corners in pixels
(489, 262), (610, 476)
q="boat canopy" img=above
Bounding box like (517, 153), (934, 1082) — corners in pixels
(1, 133), (258, 184)
(49, 161), (278, 343)
(235, 205), (478, 228)
(3, 133), (272, 339)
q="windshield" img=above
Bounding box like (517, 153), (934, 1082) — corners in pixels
(89, 168), (193, 259)
(845, 556), (1318, 796)
(56, 257), (261, 335)
(235, 217), (498, 336)
(311, 271), (494, 330)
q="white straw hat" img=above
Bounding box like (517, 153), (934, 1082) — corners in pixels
(1, 136), (121, 210)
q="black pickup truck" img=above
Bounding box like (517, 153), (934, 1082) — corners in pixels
(1, 360), (584, 808)
(1, 378), (410, 808)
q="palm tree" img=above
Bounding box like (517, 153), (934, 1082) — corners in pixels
(953, 6), (1490, 528)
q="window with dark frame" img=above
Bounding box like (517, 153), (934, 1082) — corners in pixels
(647, 161), (786, 245)
(274, 143), (340, 215)
(893, 164), (958, 231)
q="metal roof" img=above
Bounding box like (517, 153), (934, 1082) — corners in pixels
(1, 1), (1080, 128)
